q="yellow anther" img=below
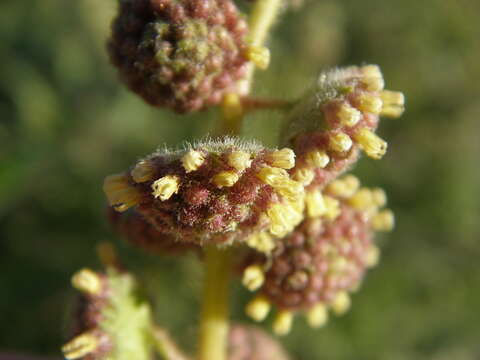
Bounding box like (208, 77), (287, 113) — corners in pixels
(354, 128), (387, 160)
(305, 190), (327, 218)
(305, 150), (330, 168)
(348, 188), (375, 210)
(293, 167), (315, 186)
(372, 209), (395, 232)
(246, 45), (271, 70)
(360, 65), (385, 92)
(242, 265), (265, 291)
(181, 150), (205, 173)
(256, 167), (289, 187)
(247, 232), (275, 254)
(273, 310), (293, 336)
(269, 148), (295, 169)
(131, 160), (155, 183)
(337, 103), (362, 127)
(71, 268), (102, 295)
(275, 179), (304, 202)
(323, 196), (341, 220)
(62, 332), (99, 360)
(246, 296), (271, 322)
(331, 291), (351, 315)
(326, 175), (360, 198)
(267, 201), (303, 237)
(228, 151), (252, 172)
(365, 245), (380, 267)
(212, 171), (239, 188)
(330, 256), (348, 273)
(380, 90), (405, 118)
(329, 132), (353, 153)
(356, 93), (383, 114)
(103, 174), (140, 212)
(222, 93), (244, 127)
(307, 303), (329, 328)
(371, 187), (387, 207)
(151, 175), (180, 200)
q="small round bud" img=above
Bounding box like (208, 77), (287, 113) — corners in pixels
(107, 0), (250, 112)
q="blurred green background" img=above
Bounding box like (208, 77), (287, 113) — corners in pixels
(1, 0), (479, 359)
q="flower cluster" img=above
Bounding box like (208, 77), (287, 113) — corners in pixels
(62, 268), (154, 360)
(241, 175), (394, 335)
(283, 65), (404, 190)
(108, 0), (252, 113)
(104, 138), (304, 251)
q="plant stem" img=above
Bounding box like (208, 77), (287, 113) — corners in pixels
(198, 246), (232, 360)
(199, 1), (284, 359)
(245, 0), (283, 93)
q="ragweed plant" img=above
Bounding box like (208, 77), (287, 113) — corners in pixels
(62, 0), (404, 359)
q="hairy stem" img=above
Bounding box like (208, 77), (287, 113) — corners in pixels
(198, 246), (232, 360)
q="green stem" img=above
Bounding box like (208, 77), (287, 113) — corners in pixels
(198, 246), (232, 360)
(245, 0), (283, 93)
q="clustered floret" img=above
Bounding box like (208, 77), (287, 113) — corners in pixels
(62, 268), (154, 360)
(108, 0), (252, 113)
(242, 175), (395, 335)
(283, 65), (405, 190)
(103, 138), (304, 251)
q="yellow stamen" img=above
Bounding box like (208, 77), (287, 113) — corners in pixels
(212, 171), (239, 188)
(326, 174), (360, 198)
(331, 291), (351, 315)
(380, 90), (405, 118)
(305, 190), (327, 218)
(372, 187), (387, 207)
(348, 188), (375, 210)
(71, 268), (102, 295)
(268, 148), (295, 169)
(372, 209), (395, 232)
(256, 167), (289, 187)
(305, 150), (330, 168)
(62, 332), (99, 360)
(307, 303), (329, 328)
(337, 103), (362, 127)
(353, 128), (388, 160)
(228, 151), (252, 172)
(323, 195), (341, 220)
(181, 150), (205, 173)
(245, 45), (271, 70)
(242, 265), (265, 291)
(131, 160), (155, 183)
(246, 296), (271, 322)
(103, 174), (141, 212)
(356, 93), (383, 114)
(151, 175), (180, 201)
(329, 132), (353, 153)
(247, 232), (275, 254)
(293, 167), (315, 186)
(365, 245), (380, 267)
(360, 65), (385, 92)
(273, 310), (293, 336)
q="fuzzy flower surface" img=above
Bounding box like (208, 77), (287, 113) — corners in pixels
(242, 175), (394, 335)
(282, 65), (405, 190)
(103, 138), (304, 251)
(108, 0), (251, 113)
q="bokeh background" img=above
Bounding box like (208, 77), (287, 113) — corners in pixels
(1, 0), (479, 359)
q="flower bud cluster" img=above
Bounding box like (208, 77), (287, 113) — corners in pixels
(108, 0), (250, 112)
(242, 175), (394, 335)
(283, 65), (405, 190)
(62, 268), (153, 360)
(103, 138), (304, 251)
(228, 324), (290, 360)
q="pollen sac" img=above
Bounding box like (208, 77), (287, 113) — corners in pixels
(280, 65), (405, 190)
(103, 138), (304, 248)
(228, 324), (290, 360)
(64, 268), (154, 360)
(107, 0), (250, 113)
(241, 177), (394, 333)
